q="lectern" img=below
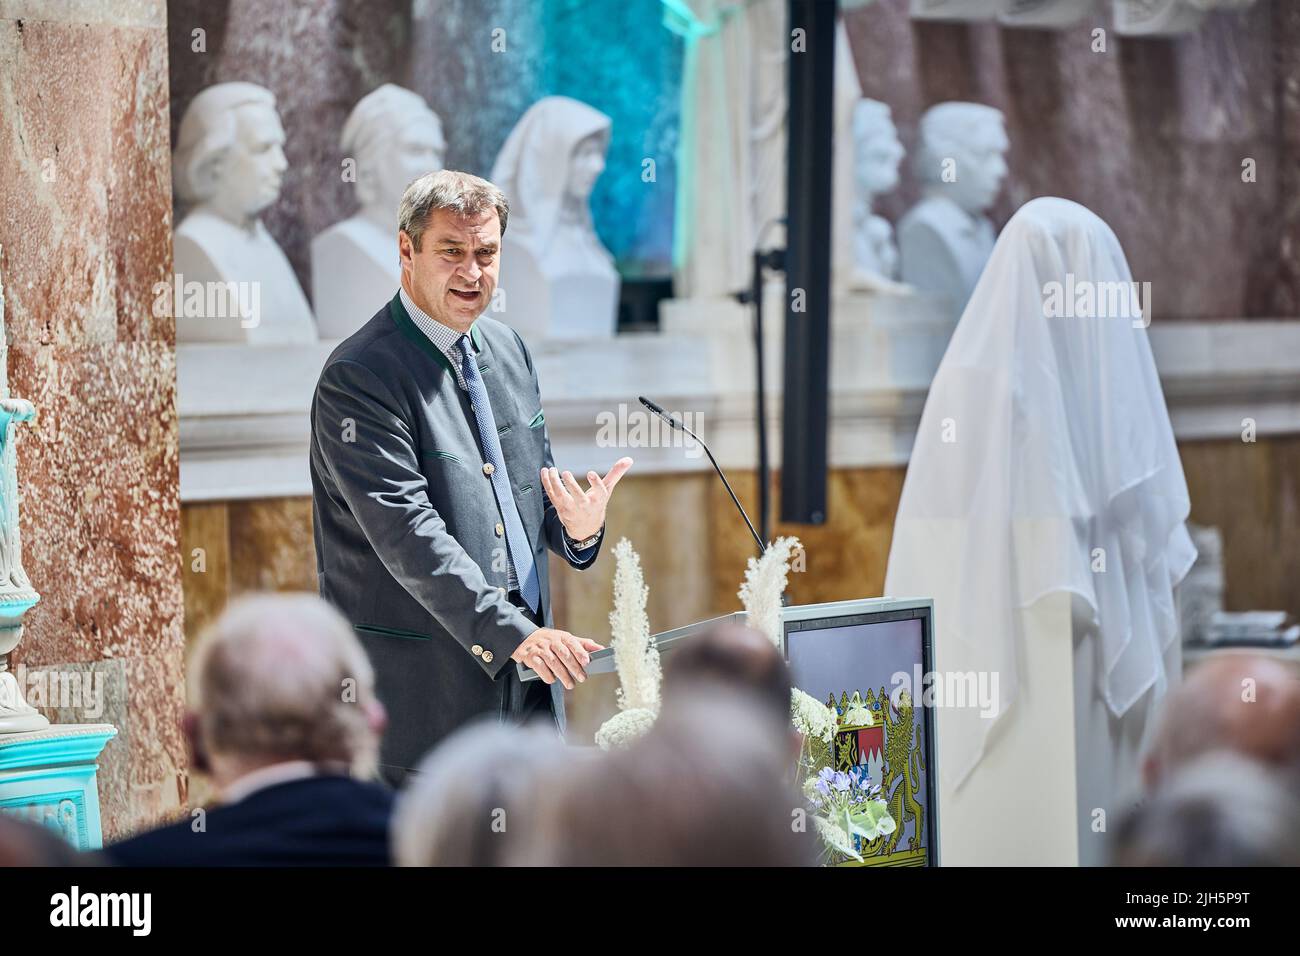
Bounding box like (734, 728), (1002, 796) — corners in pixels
(521, 597), (941, 867)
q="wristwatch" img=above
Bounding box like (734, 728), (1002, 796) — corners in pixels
(565, 527), (603, 551)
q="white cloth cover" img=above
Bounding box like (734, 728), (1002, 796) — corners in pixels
(884, 197), (1196, 789)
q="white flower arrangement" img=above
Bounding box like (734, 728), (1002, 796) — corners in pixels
(738, 536), (896, 863)
(791, 686), (836, 744)
(595, 538), (661, 751)
(590, 534), (896, 862)
(737, 535), (801, 648)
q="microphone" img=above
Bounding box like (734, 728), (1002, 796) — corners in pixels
(638, 396), (766, 557)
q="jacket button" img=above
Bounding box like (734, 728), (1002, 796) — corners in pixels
(482, 462), (495, 476)
(481, 650), (494, 664)
(494, 522), (504, 536)
(471, 644), (483, 657)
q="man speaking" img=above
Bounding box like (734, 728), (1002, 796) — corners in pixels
(310, 169), (632, 787)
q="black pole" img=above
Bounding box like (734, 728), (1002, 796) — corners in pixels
(753, 248), (770, 546)
(780, 0), (836, 525)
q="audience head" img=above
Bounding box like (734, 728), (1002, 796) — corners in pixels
(524, 690), (815, 866)
(185, 593), (386, 788)
(391, 720), (572, 866)
(1114, 751), (1300, 867)
(0, 815), (83, 867)
(1143, 653), (1300, 792)
(663, 622), (794, 737)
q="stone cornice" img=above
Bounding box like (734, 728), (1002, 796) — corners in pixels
(177, 304), (1300, 501)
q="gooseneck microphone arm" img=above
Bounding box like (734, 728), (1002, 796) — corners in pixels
(639, 396), (767, 557)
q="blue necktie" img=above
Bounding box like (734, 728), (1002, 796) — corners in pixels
(458, 335), (541, 615)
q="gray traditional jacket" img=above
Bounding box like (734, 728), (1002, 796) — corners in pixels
(310, 293), (601, 777)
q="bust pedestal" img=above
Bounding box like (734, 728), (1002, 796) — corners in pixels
(491, 234), (619, 343)
(0, 723), (117, 850)
(173, 210), (317, 345)
(311, 218), (399, 340)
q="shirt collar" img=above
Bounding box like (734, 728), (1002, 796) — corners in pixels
(398, 286), (478, 355)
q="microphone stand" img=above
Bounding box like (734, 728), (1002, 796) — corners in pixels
(734, 237), (785, 547)
(639, 397), (765, 558)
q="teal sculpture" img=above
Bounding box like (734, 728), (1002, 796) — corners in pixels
(0, 259), (44, 733)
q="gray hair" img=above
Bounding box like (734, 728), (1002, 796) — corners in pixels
(188, 593), (380, 777)
(391, 720), (572, 866)
(397, 169), (509, 250)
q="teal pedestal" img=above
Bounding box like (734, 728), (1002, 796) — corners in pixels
(0, 724), (117, 850)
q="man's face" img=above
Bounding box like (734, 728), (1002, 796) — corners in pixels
(399, 207), (500, 333)
(214, 103), (287, 218)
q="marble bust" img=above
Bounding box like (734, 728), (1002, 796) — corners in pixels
(312, 85), (447, 339)
(897, 102), (1009, 314)
(172, 82), (316, 344)
(848, 99), (908, 292)
(488, 96), (619, 342)
(1114, 0), (1256, 35)
(999, 0), (1096, 28)
(909, 0), (1001, 20)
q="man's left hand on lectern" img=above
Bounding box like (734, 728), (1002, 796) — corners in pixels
(511, 628), (605, 689)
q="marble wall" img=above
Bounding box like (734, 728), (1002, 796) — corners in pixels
(0, 0), (185, 840)
(844, 0), (1295, 320)
(1180, 434), (1300, 617)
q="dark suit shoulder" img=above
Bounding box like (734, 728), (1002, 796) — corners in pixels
(102, 775), (395, 868)
(322, 301), (407, 376)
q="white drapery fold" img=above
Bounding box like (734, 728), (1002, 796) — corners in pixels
(885, 197), (1196, 789)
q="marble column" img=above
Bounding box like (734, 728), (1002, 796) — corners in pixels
(0, 0), (185, 840)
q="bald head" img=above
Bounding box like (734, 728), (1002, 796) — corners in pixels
(0, 815), (80, 866)
(188, 594), (385, 780)
(1144, 653), (1300, 791)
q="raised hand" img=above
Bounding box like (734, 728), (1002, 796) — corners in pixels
(540, 456), (633, 541)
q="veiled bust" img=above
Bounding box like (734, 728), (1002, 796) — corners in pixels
(489, 96), (619, 341)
